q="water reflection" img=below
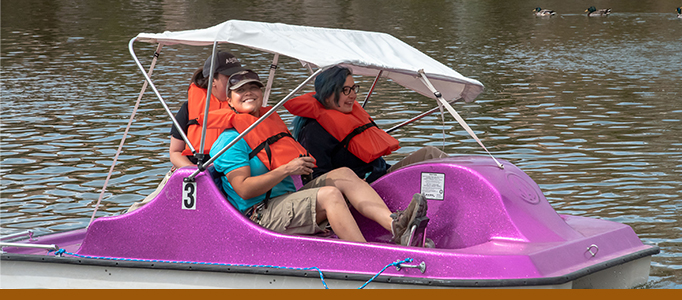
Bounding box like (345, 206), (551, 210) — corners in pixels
(1, 0), (681, 288)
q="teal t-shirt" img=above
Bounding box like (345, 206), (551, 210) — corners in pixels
(209, 129), (296, 213)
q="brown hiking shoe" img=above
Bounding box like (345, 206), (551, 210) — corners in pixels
(423, 238), (435, 248)
(390, 193), (428, 245)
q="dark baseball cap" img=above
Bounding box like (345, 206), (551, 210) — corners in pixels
(227, 70), (264, 90)
(202, 51), (246, 77)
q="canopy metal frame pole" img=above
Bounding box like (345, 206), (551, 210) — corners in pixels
(417, 69), (503, 169)
(128, 38), (194, 154)
(188, 67), (329, 181)
(0, 230), (34, 242)
(303, 61), (315, 74)
(386, 105), (444, 134)
(0, 242), (59, 251)
(198, 42), (219, 165)
(262, 54), (279, 106)
(362, 71), (383, 108)
(88, 42), (164, 227)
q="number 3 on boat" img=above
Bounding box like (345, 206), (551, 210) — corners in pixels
(182, 180), (197, 210)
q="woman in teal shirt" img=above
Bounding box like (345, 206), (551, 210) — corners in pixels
(209, 69), (427, 244)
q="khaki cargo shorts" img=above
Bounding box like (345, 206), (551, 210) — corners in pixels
(257, 174), (329, 235)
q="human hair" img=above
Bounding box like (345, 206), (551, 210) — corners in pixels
(190, 67), (213, 89)
(313, 66), (352, 108)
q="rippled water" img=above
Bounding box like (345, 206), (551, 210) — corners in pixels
(1, 0), (681, 288)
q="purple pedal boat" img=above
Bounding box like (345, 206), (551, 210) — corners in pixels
(0, 20), (658, 288)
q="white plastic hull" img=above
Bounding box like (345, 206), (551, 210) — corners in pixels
(0, 256), (651, 289)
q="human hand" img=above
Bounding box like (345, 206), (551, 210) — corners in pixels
(283, 156), (316, 176)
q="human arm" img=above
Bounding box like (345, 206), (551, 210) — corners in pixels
(298, 119), (335, 177)
(169, 102), (194, 168)
(169, 137), (194, 169)
(226, 156), (315, 200)
(300, 119), (383, 181)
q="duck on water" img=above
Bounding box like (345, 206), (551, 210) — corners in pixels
(586, 6), (611, 17)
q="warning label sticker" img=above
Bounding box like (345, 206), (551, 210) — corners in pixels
(420, 172), (445, 200)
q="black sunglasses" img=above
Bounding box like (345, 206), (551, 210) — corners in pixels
(342, 84), (360, 95)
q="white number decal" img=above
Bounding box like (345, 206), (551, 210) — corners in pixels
(182, 181), (197, 210)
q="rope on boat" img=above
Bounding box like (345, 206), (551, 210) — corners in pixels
(417, 69), (504, 169)
(358, 257), (413, 289)
(88, 43), (164, 228)
(52, 249), (328, 288)
(53, 249), (413, 289)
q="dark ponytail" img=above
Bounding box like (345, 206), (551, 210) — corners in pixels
(190, 67), (211, 89)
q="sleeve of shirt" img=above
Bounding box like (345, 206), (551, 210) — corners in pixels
(210, 129), (252, 175)
(298, 120), (335, 179)
(299, 119), (385, 182)
(170, 102), (190, 139)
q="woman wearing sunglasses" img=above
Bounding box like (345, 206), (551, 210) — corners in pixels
(285, 66), (448, 186)
(127, 51), (244, 213)
(205, 70), (428, 245)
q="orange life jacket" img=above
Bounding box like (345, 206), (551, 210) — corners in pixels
(284, 92), (400, 163)
(202, 106), (313, 170)
(181, 83), (232, 156)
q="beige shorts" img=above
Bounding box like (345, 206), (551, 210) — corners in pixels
(256, 174), (329, 235)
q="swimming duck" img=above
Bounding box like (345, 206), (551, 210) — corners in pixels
(533, 7), (557, 17)
(586, 6), (611, 16)
(677, 7), (682, 18)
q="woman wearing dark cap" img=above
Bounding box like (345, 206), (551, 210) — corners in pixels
(169, 51), (247, 169)
(206, 70), (427, 245)
(127, 51), (246, 213)
(285, 66), (448, 185)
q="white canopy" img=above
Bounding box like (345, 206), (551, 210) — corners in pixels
(134, 20), (483, 102)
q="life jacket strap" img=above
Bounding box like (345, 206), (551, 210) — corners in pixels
(331, 121), (377, 157)
(248, 131), (293, 208)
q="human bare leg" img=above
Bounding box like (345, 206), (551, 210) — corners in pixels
(321, 167), (394, 232)
(315, 186), (366, 242)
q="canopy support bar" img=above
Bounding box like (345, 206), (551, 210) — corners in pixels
(188, 67), (329, 181)
(198, 42), (219, 165)
(0, 242), (59, 251)
(89, 42), (164, 227)
(362, 71), (383, 108)
(263, 54), (279, 106)
(128, 38), (194, 154)
(302, 61), (315, 74)
(0, 230), (34, 242)
(417, 70), (503, 169)
(386, 105), (443, 134)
